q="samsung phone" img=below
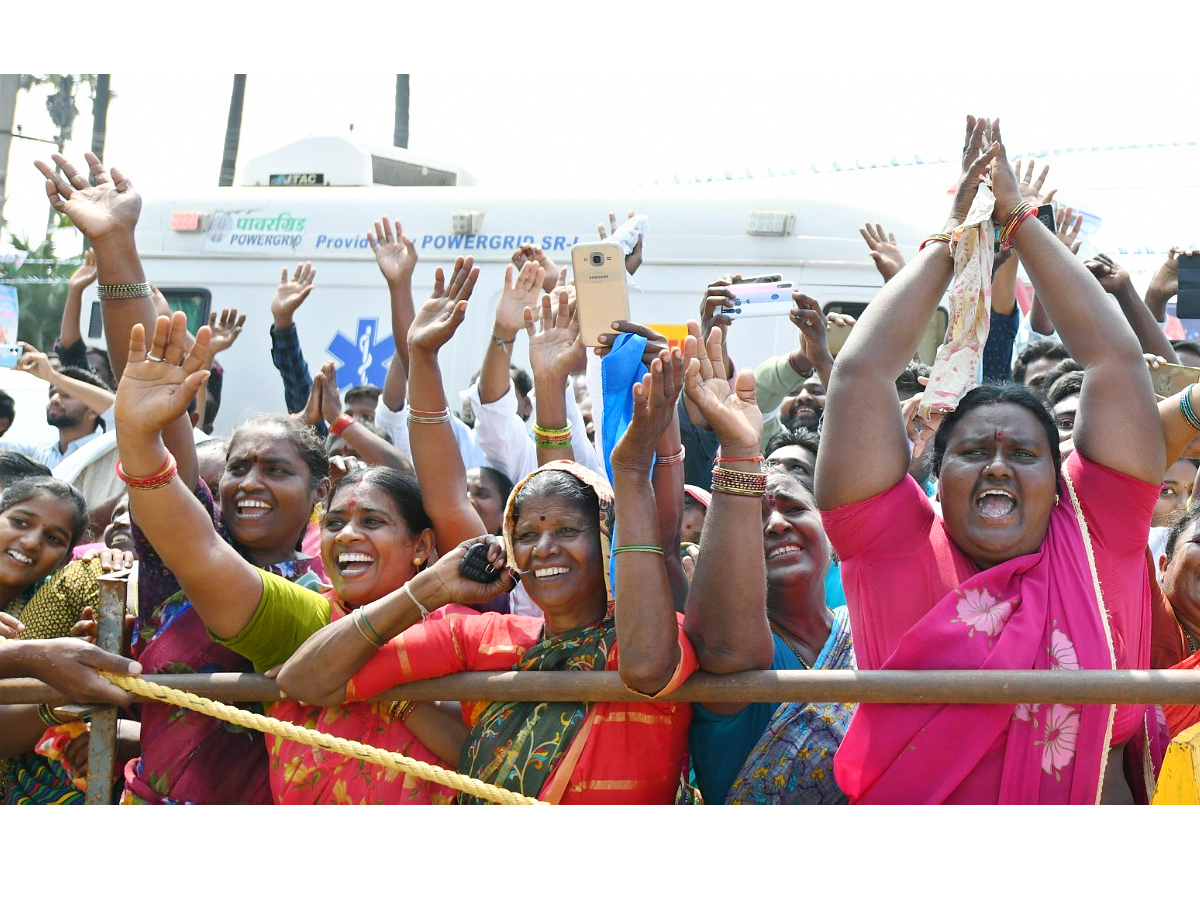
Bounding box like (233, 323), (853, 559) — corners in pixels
(571, 241), (630, 347)
(720, 282), (796, 318)
(0, 344), (24, 368)
(1150, 361), (1200, 398)
(1177, 253), (1200, 319)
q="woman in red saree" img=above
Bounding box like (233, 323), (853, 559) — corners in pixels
(279, 341), (697, 803)
(815, 117), (1169, 803)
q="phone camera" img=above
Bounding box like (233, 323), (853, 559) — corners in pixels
(589, 252), (605, 266)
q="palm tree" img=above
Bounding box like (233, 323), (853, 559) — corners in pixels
(218, 75), (246, 187)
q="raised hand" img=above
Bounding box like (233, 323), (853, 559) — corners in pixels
(1084, 254), (1132, 295)
(368, 216), (418, 285)
(34, 152), (140, 244)
(1147, 248), (1182, 308)
(700, 276), (741, 346)
(512, 243), (560, 294)
(984, 119), (1025, 224)
(953, 116), (1001, 224)
(681, 320), (762, 455)
(598, 209), (644, 275)
(787, 293), (835, 373)
(1014, 159), (1057, 206)
(207, 308), (246, 356)
(526, 290), (583, 384)
(68, 248), (98, 291)
(1055, 206), (1083, 255)
(595, 320), (669, 365)
(859, 223), (906, 282)
(611, 346), (685, 471)
(270, 262), (316, 329)
(494, 260), (544, 338)
(408, 256), (480, 354)
(114, 311), (211, 438)
(15, 342), (54, 381)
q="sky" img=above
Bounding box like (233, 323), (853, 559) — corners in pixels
(4, 4), (1198, 293)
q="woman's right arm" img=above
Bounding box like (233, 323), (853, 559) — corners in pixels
(406, 258), (490, 554)
(114, 313), (264, 639)
(816, 117), (998, 511)
(37, 153), (200, 490)
(680, 321), (772, 675)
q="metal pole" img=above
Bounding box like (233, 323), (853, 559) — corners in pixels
(218, 75), (246, 188)
(7, 668), (1200, 707)
(83, 573), (126, 804)
(393, 75), (409, 149)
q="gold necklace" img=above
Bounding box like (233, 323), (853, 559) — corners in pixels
(769, 622), (810, 670)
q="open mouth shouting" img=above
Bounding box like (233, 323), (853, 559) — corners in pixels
(975, 487), (1017, 521)
(236, 498), (273, 519)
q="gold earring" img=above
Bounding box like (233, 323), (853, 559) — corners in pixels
(413, 558), (423, 568)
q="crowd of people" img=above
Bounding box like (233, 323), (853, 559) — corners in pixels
(1, 114), (1198, 805)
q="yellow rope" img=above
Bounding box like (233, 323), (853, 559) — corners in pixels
(100, 671), (546, 805)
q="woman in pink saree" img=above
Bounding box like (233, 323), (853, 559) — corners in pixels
(815, 117), (1168, 804)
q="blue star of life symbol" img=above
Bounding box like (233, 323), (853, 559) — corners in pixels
(326, 318), (395, 391)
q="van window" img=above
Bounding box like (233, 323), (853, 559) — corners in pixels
(158, 288), (212, 337)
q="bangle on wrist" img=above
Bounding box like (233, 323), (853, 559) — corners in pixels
(491, 332), (516, 348)
(1180, 388), (1200, 432)
(330, 413), (355, 437)
(656, 447), (685, 467)
(37, 703), (67, 727)
(115, 451), (178, 490)
(407, 407), (451, 425)
(919, 232), (953, 252)
(389, 699), (419, 722)
(533, 422), (573, 448)
(999, 202), (1036, 251)
(97, 281), (152, 301)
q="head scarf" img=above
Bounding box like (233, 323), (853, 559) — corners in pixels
(502, 459), (615, 615)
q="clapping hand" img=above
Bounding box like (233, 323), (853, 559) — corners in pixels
(407, 256), (480, 354)
(950, 116), (1000, 224)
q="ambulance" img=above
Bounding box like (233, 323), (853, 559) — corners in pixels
(72, 135), (943, 433)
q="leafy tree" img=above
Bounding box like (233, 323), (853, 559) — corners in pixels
(0, 215), (82, 351)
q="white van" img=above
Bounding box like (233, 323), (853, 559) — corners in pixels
(75, 136), (939, 433)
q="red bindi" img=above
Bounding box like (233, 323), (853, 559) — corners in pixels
(539, 515), (546, 521)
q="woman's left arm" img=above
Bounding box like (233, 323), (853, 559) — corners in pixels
(991, 124), (1163, 482)
(610, 348), (686, 696)
(278, 538), (515, 705)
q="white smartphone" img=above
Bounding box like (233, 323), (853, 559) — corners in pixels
(720, 282), (796, 318)
(571, 241), (630, 346)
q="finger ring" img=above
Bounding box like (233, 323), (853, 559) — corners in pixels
(146, 354), (167, 363)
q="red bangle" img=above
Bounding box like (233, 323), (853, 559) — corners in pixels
(716, 453), (764, 464)
(116, 451), (178, 490)
(330, 414), (355, 437)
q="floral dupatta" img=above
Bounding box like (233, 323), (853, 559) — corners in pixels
(726, 607), (856, 805)
(834, 470), (1136, 804)
(458, 618), (615, 804)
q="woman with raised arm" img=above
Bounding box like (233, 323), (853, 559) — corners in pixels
(815, 117), (1167, 804)
(682, 322), (854, 804)
(110, 281), (487, 802)
(278, 348), (697, 804)
(36, 152), (341, 804)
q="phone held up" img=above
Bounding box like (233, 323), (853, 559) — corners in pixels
(0, 344), (24, 369)
(1176, 253), (1200, 320)
(572, 241), (630, 347)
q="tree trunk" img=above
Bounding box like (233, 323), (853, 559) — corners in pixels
(90, 74), (110, 165)
(218, 75), (246, 187)
(0, 74), (20, 223)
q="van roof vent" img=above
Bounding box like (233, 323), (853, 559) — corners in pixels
(240, 135), (474, 188)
